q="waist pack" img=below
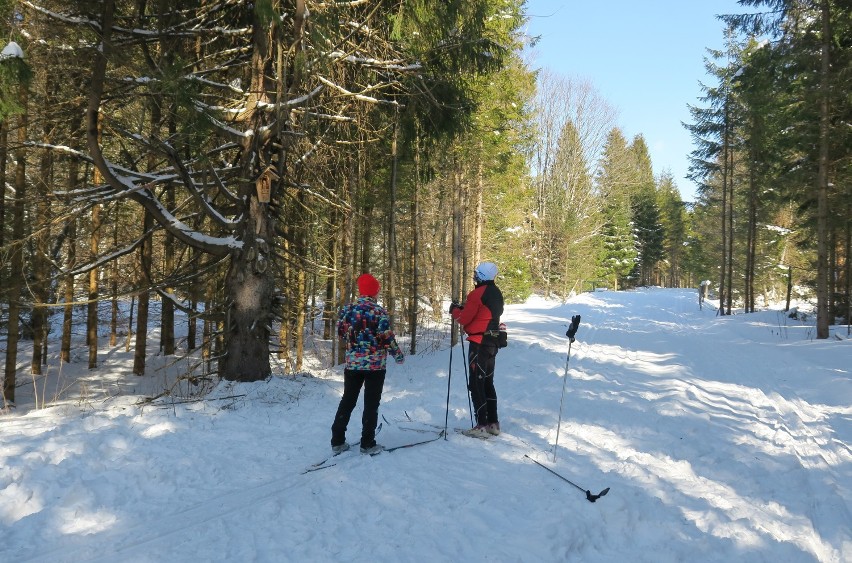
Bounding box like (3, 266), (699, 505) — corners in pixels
(484, 323), (508, 349)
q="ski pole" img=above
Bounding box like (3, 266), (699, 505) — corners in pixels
(444, 324), (453, 440)
(524, 454), (609, 503)
(554, 315), (581, 463)
(461, 337), (473, 427)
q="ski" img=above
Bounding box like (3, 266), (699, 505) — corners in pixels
(301, 449), (357, 474)
(382, 431), (446, 452)
(397, 425), (441, 434)
(400, 412), (473, 437)
(303, 423), (382, 473)
(523, 454), (609, 503)
(301, 425), (443, 474)
(400, 411), (445, 429)
(455, 428), (493, 440)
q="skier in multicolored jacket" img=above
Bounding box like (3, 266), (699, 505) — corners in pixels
(450, 261), (504, 438)
(331, 273), (404, 455)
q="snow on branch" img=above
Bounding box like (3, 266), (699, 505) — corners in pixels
(290, 109), (355, 123)
(143, 135), (241, 232)
(22, 1), (101, 30)
(22, 1), (251, 40)
(325, 50), (422, 72)
(316, 75), (399, 106)
(314, 0), (374, 8)
(66, 231), (151, 277)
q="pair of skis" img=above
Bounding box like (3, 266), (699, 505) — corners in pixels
(302, 424), (445, 474)
(303, 414), (610, 504)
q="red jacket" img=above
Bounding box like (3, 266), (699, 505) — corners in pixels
(451, 280), (504, 344)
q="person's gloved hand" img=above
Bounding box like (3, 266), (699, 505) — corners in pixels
(449, 301), (462, 314)
(566, 314), (581, 343)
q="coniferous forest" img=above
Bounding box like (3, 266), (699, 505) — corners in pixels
(0, 1), (849, 398)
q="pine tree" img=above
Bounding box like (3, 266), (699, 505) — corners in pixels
(596, 128), (637, 289)
(724, 0), (849, 335)
(628, 135), (665, 286)
(657, 171), (688, 288)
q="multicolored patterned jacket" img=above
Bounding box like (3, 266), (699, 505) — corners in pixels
(337, 296), (404, 370)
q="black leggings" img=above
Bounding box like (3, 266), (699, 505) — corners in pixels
(331, 369), (386, 448)
(467, 340), (498, 426)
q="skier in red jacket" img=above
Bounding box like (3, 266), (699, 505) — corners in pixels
(450, 262), (504, 438)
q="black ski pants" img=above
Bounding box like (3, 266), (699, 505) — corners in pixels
(467, 340), (498, 427)
(331, 369), (386, 448)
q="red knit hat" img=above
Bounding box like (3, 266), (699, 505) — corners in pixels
(357, 273), (380, 297)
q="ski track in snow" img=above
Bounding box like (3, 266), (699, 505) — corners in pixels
(1, 288), (850, 562)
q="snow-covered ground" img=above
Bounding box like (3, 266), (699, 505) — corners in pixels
(1, 288), (850, 562)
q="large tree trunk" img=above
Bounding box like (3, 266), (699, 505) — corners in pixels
(323, 206), (338, 342)
(814, 0), (831, 338)
(2, 82), (28, 405)
(337, 156), (355, 366)
(718, 98), (730, 316)
(87, 109), (103, 369)
(221, 195), (275, 381)
(475, 142), (484, 268)
(161, 184), (176, 355)
(745, 152), (758, 313)
(31, 124), (53, 373)
(110, 218), (119, 347)
(220, 6), (282, 381)
(0, 120), (6, 293)
(131, 92), (163, 376)
(133, 211), (153, 376)
(293, 192), (308, 372)
(61, 154), (80, 364)
(409, 132), (421, 356)
(451, 168), (463, 346)
(0, 119), (6, 249)
(188, 243), (199, 352)
(845, 204), (851, 330)
(87, 206), (100, 369)
(726, 145), (734, 315)
(388, 112), (399, 326)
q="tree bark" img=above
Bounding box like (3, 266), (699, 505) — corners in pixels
(31, 122), (53, 373)
(451, 168), (463, 346)
(2, 81), (28, 404)
(719, 97), (730, 316)
(110, 217), (119, 347)
(61, 155), (79, 363)
(815, 0), (831, 338)
(409, 132), (421, 356)
(133, 211), (153, 376)
(161, 183), (176, 355)
(0, 120), (6, 293)
(388, 112), (399, 326)
(475, 141), (483, 267)
(0, 119), (6, 249)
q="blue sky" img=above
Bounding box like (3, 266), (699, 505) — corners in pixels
(523, 0), (748, 202)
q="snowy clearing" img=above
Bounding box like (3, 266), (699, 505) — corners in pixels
(1, 288), (850, 562)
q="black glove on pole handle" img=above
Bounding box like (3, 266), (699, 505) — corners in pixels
(566, 314), (581, 342)
(554, 315), (581, 463)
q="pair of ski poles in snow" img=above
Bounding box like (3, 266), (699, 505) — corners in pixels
(552, 314), (610, 502)
(554, 314), (581, 463)
(444, 312), (609, 502)
(444, 321), (474, 438)
(443, 313), (581, 446)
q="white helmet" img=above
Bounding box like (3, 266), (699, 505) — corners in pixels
(474, 262), (498, 282)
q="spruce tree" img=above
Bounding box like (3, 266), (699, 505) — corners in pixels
(596, 128), (637, 289)
(628, 136), (665, 286)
